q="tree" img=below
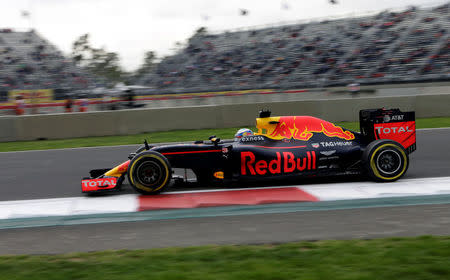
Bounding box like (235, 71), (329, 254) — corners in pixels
(133, 51), (157, 81)
(195, 27), (207, 36)
(71, 33), (125, 84)
(71, 34), (91, 67)
(187, 27), (208, 46)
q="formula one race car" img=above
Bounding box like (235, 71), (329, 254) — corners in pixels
(82, 108), (416, 195)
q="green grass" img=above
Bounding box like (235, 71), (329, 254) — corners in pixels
(1, 117), (449, 152)
(0, 236), (448, 280)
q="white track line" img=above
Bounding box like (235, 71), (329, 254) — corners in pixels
(0, 195), (138, 220)
(301, 176), (450, 201)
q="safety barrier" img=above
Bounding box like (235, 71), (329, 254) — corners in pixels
(0, 93), (449, 142)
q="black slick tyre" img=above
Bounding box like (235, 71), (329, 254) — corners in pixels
(362, 140), (409, 182)
(135, 146), (146, 154)
(127, 151), (172, 194)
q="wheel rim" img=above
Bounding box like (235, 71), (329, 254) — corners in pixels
(376, 149), (402, 175)
(136, 161), (163, 187)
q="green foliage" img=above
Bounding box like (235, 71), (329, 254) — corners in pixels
(187, 26), (208, 45)
(71, 33), (125, 84)
(0, 236), (449, 280)
(132, 51), (157, 81)
(195, 26), (207, 35)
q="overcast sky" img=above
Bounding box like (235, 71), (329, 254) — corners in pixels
(0, 0), (446, 71)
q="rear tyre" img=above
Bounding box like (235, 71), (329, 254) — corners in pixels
(362, 140), (409, 182)
(127, 151), (171, 194)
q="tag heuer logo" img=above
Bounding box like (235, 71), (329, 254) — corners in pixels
(312, 143), (319, 148)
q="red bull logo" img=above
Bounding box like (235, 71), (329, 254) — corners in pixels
(268, 116), (354, 141)
(241, 151), (316, 176)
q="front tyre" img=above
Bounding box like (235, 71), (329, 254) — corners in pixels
(127, 151), (171, 194)
(362, 140), (409, 182)
(135, 146), (146, 154)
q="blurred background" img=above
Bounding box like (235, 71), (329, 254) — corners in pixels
(0, 0), (448, 116)
(1, 1), (450, 265)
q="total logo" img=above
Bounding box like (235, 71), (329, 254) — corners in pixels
(241, 151), (316, 176)
(375, 126), (413, 134)
(81, 178), (117, 189)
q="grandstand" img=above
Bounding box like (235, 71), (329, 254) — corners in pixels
(137, 2), (450, 93)
(0, 29), (100, 101)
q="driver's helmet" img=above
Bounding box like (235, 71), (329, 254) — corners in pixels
(234, 128), (253, 141)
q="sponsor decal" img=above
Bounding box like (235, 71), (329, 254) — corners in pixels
(240, 151), (316, 175)
(317, 164), (339, 169)
(81, 177), (117, 191)
(320, 150), (336, 156)
(373, 121), (416, 149)
(240, 136), (265, 142)
(384, 114), (404, 122)
(222, 147), (229, 153)
(8, 89), (54, 103)
(214, 171), (224, 179)
(311, 143), (320, 148)
(269, 116), (355, 141)
(320, 141), (353, 147)
(319, 156), (339, 161)
(375, 126), (413, 134)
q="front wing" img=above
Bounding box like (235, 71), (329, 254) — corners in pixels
(81, 171), (125, 193)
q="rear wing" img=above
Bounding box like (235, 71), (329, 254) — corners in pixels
(360, 108), (416, 154)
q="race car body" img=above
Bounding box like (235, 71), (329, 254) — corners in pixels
(82, 108), (416, 194)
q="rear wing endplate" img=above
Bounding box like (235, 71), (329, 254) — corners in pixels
(360, 108), (416, 154)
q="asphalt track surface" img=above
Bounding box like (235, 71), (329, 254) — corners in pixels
(0, 128), (449, 254)
(0, 128), (449, 201)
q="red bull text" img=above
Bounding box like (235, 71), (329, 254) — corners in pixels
(241, 151), (316, 176)
(269, 116), (354, 141)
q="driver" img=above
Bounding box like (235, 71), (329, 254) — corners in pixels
(234, 128), (253, 141)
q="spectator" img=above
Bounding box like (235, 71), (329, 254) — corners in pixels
(14, 95), (25, 115)
(124, 89), (136, 108)
(30, 91), (39, 114)
(78, 98), (88, 112)
(65, 97), (73, 113)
